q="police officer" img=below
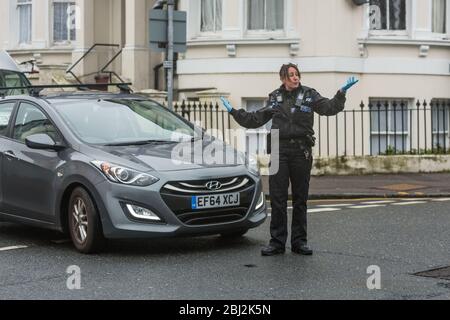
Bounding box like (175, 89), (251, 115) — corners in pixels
(221, 63), (358, 256)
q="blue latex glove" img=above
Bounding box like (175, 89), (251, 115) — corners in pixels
(341, 76), (359, 93)
(220, 97), (233, 113)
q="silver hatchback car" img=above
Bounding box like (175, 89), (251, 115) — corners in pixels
(0, 85), (267, 253)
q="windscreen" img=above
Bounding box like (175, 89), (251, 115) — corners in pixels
(54, 99), (196, 145)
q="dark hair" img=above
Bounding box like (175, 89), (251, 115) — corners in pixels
(279, 63), (301, 80)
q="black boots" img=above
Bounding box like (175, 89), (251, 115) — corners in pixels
(261, 244), (313, 256)
(261, 245), (286, 256)
(291, 244), (313, 255)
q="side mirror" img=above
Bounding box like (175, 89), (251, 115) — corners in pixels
(25, 134), (65, 151)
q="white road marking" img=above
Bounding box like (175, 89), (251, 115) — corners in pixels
(317, 204), (353, 207)
(0, 245), (28, 252)
(431, 198), (450, 202)
(392, 201), (427, 206)
(361, 200), (396, 204)
(348, 204), (387, 209)
(308, 208), (342, 213)
(267, 207), (341, 214)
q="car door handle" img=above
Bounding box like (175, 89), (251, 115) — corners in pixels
(4, 151), (17, 160)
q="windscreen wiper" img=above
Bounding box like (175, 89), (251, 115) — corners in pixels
(104, 140), (178, 147)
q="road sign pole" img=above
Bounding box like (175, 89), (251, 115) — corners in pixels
(149, 3), (185, 110)
(167, 0), (174, 111)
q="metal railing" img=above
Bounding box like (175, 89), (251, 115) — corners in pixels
(66, 44), (124, 84)
(173, 101), (233, 143)
(171, 99), (450, 158)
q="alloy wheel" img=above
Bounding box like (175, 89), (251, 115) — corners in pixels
(71, 197), (89, 244)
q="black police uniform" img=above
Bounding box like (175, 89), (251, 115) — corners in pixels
(230, 85), (346, 251)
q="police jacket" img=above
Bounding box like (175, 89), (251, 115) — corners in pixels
(230, 84), (346, 141)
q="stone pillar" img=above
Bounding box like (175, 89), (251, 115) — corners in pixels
(32, 0), (49, 49)
(414, 0), (432, 39)
(0, 1), (9, 48)
(72, 0), (96, 80)
(122, 0), (150, 90)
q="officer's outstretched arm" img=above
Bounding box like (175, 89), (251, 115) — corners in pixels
(312, 90), (347, 116)
(313, 77), (358, 116)
(220, 97), (274, 129)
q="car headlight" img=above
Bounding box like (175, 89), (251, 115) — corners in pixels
(246, 154), (260, 176)
(91, 161), (159, 187)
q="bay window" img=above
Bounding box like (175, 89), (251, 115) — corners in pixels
(201, 0), (222, 33)
(369, 0), (406, 31)
(17, 0), (32, 44)
(432, 0), (447, 34)
(53, 0), (76, 43)
(247, 0), (284, 31)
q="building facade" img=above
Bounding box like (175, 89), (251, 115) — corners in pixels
(178, 0), (449, 103)
(177, 0), (450, 156)
(0, 0), (164, 90)
(0, 0), (449, 158)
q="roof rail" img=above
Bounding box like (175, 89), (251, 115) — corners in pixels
(0, 82), (133, 97)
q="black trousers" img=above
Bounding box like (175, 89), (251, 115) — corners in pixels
(269, 140), (313, 249)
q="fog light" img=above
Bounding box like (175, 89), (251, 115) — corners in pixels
(255, 192), (265, 210)
(126, 204), (161, 221)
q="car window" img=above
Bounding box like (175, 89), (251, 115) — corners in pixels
(0, 101), (15, 136)
(13, 103), (59, 143)
(0, 70), (30, 96)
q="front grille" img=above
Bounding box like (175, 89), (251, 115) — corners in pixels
(160, 176), (256, 226)
(162, 176), (253, 194)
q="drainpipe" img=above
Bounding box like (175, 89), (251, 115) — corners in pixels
(153, 63), (163, 90)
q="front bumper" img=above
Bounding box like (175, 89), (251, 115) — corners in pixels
(94, 170), (267, 239)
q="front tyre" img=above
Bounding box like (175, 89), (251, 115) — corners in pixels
(68, 187), (106, 254)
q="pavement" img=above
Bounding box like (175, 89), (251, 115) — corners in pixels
(261, 172), (450, 199)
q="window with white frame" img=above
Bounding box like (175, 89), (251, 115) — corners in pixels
(247, 0), (284, 31)
(17, 0), (32, 44)
(431, 99), (449, 151)
(369, 0), (406, 31)
(369, 99), (410, 155)
(201, 0), (222, 33)
(53, 0), (76, 43)
(432, 0), (447, 34)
